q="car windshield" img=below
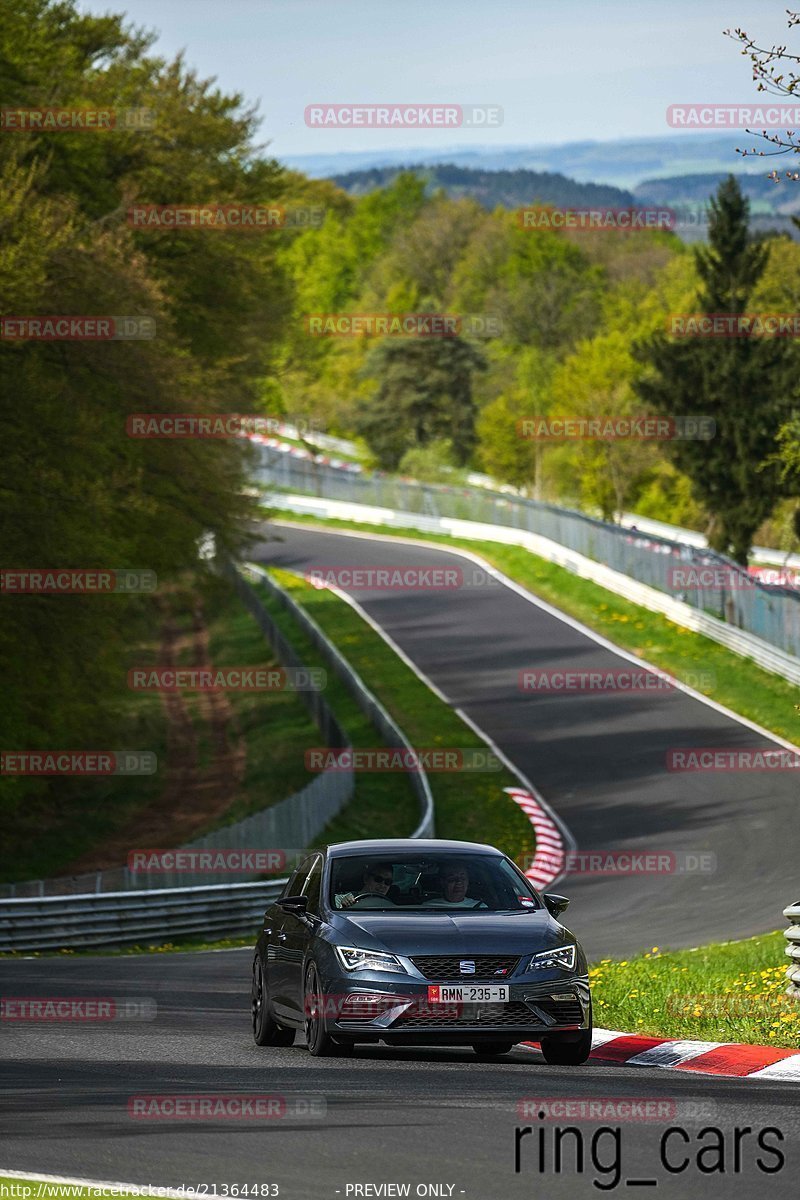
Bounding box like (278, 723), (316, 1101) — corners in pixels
(329, 853), (539, 911)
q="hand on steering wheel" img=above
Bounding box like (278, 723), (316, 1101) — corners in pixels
(340, 890), (383, 908)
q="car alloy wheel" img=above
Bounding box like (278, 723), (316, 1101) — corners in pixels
(304, 962), (351, 1056)
(252, 958), (295, 1047)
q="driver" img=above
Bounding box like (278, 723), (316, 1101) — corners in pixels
(335, 862), (395, 909)
(423, 861), (486, 908)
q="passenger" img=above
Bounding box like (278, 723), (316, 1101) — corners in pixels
(422, 861), (486, 908)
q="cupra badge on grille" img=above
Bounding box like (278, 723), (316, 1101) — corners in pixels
(459, 960), (476, 975)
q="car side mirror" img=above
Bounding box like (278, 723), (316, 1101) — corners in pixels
(543, 893), (570, 918)
(279, 895), (308, 916)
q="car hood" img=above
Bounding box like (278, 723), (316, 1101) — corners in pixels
(331, 909), (574, 957)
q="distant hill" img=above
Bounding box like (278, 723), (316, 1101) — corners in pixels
(635, 172), (800, 216)
(281, 133), (778, 190)
(330, 163), (635, 209)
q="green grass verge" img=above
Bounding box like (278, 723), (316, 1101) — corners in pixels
(194, 581), (321, 826)
(258, 568), (535, 860)
(270, 512), (800, 747)
(252, 575), (420, 843)
(591, 930), (798, 1048)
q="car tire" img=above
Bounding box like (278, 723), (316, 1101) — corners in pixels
(252, 958), (295, 1047)
(304, 962), (348, 1057)
(539, 1028), (592, 1065)
(472, 1041), (515, 1057)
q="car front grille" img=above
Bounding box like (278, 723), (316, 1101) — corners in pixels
(397, 1001), (535, 1028)
(410, 955), (520, 981)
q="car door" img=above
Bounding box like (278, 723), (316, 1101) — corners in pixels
(281, 853), (324, 1019)
(266, 858), (312, 1016)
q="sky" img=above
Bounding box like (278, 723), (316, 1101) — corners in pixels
(76, 0), (790, 160)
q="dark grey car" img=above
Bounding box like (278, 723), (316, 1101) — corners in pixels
(251, 838), (591, 1063)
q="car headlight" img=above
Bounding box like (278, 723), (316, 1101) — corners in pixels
(334, 946), (409, 973)
(526, 944), (577, 972)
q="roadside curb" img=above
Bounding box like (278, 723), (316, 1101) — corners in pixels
(504, 786), (565, 888)
(519, 1029), (800, 1080)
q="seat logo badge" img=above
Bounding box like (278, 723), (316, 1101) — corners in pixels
(459, 960), (476, 975)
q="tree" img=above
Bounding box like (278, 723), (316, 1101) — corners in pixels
(634, 176), (798, 563)
(477, 347), (555, 495)
(0, 0), (294, 821)
(358, 334), (485, 470)
(549, 331), (656, 520)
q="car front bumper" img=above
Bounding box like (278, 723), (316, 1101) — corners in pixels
(319, 974), (591, 1043)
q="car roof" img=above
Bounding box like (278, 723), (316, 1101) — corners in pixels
(324, 839), (503, 858)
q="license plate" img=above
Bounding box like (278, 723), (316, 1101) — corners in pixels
(427, 984), (509, 1003)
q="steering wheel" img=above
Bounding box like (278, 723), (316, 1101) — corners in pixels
(468, 900), (486, 909)
(349, 891), (387, 902)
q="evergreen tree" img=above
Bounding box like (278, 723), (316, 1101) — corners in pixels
(358, 334), (484, 470)
(634, 176), (798, 563)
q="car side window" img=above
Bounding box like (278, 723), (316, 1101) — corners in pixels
(301, 856), (323, 914)
(281, 858), (311, 899)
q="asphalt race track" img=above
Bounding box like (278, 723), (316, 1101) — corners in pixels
(2, 949), (799, 1200)
(255, 522), (798, 957)
(3, 521), (799, 1200)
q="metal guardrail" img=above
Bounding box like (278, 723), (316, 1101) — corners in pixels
(784, 901), (800, 1000)
(0, 880), (288, 953)
(245, 563), (435, 840)
(255, 446), (800, 659)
